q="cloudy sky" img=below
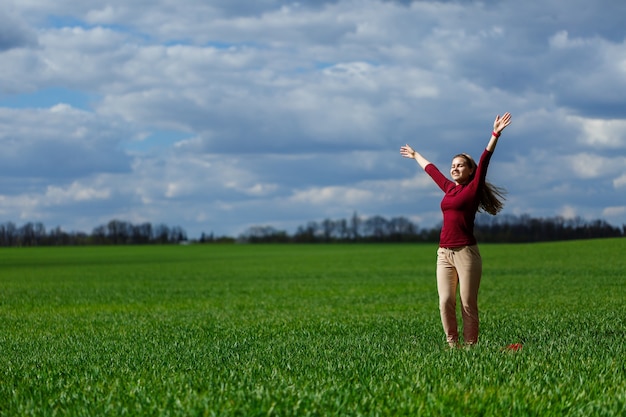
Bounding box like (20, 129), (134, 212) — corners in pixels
(1, 0), (625, 238)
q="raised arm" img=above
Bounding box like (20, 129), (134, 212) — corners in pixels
(486, 112), (512, 152)
(400, 144), (431, 169)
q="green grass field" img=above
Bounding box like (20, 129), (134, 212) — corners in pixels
(0, 239), (624, 416)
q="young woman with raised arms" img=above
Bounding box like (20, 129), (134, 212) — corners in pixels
(400, 112), (512, 348)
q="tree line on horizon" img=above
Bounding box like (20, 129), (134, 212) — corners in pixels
(237, 212), (625, 244)
(0, 220), (188, 247)
(0, 213), (623, 247)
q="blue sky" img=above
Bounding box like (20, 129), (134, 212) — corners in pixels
(1, 0), (625, 238)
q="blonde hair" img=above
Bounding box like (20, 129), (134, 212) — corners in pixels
(455, 153), (506, 215)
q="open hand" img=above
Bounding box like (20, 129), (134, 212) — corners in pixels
(493, 112), (512, 134)
(400, 144), (416, 159)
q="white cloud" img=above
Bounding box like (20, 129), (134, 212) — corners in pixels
(614, 173), (626, 189)
(602, 206), (626, 220)
(549, 30), (588, 49)
(290, 186), (373, 207)
(565, 153), (618, 179)
(45, 182), (111, 203)
(558, 205), (578, 220)
(567, 115), (626, 148)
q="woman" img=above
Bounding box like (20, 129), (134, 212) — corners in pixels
(400, 112), (511, 347)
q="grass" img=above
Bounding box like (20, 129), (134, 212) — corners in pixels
(0, 239), (624, 416)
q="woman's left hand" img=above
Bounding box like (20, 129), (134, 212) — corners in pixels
(493, 112), (512, 134)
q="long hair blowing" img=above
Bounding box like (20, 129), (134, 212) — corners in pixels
(457, 153), (506, 215)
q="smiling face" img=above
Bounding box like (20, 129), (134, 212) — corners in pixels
(450, 155), (475, 185)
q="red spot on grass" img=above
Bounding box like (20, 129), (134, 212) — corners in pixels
(505, 343), (523, 351)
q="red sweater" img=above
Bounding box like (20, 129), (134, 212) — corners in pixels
(424, 149), (493, 248)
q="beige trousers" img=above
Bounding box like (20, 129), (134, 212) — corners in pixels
(436, 245), (482, 346)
